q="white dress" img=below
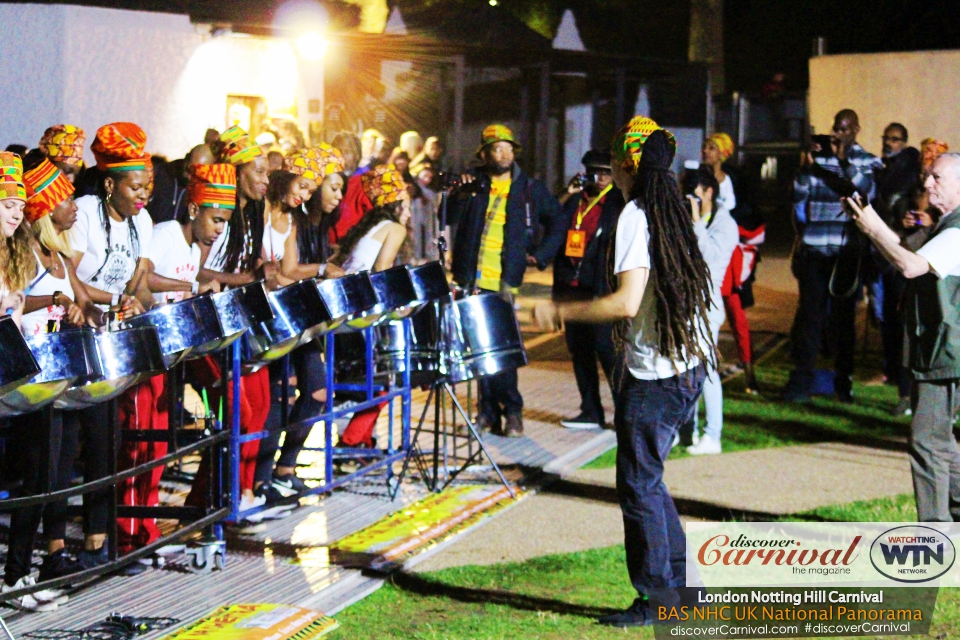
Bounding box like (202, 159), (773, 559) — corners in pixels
(340, 220), (393, 274)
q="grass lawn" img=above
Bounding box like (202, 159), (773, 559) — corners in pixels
(330, 492), (957, 639)
(584, 343), (911, 469)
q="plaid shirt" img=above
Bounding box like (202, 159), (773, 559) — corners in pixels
(793, 143), (882, 253)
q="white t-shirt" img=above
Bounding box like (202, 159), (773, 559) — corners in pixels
(717, 175), (736, 213)
(918, 227), (960, 278)
(149, 221), (200, 303)
(614, 201), (704, 380)
(72, 195), (154, 302)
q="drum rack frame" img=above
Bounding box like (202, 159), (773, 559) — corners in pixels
(228, 319), (414, 521)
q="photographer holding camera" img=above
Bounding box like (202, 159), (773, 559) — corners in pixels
(553, 150), (626, 430)
(785, 108), (882, 403)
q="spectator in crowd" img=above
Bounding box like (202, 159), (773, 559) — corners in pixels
(702, 132), (763, 393)
(412, 136), (443, 172)
(845, 152), (960, 522)
(785, 108), (881, 403)
(683, 166), (738, 455)
(357, 128), (388, 175)
(267, 150), (284, 173)
(332, 132), (362, 175)
(449, 124), (564, 437)
(553, 149), (624, 430)
(148, 143), (214, 224)
(399, 130), (424, 161)
(410, 162), (439, 263)
(873, 123), (922, 414)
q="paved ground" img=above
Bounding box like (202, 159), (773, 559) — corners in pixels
(415, 256), (917, 572)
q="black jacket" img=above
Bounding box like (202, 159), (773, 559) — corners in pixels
(449, 163), (564, 289)
(552, 187), (625, 298)
(874, 147), (921, 225)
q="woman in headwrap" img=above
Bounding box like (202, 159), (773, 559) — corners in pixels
(260, 148), (322, 283)
(255, 145), (347, 502)
(334, 164), (411, 451)
(702, 132), (763, 393)
(533, 118), (714, 628)
(2, 153), (102, 611)
(0, 152), (33, 326)
(38, 124), (86, 184)
(920, 138), (949, 172)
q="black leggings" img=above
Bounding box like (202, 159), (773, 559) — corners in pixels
(3, 406), (111, 585)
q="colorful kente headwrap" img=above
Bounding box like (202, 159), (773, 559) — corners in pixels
(219, 125), (264, 166)
(283, 148), (325, 182)
(39, 125), (86, 167)
(921, 137), (950, 169)
(91, 122), (152, 172)
(611, 116), (676, 175)
(313, 143), (345, 177)
(188, 164), (237, 210)
(361, 164), (408, 207)
(24, 158), (74, 222)
(475, 123), (522, 158)
(707, 132), (735, 161)
(0, 152), (26, 201)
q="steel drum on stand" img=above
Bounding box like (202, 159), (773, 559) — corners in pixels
(210, 281), (273, 348)
(124, 295), (224, 367)
(243, 280), (331, 368)
(408, 261), (451, 305)
(0, 315), (42, 402)
(56, 325), (166, 409)
(317, 272), (385, 333)
(0, 328), (101, 416)
(369, 265), (419, 321)
(439, 293), (528, 383)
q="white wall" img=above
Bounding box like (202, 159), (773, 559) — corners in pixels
(810, 50), (960, 157)
(0, 4), (323, 162)
(0, 4), (66, 149)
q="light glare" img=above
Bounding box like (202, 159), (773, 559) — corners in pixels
(296, 31), (328, 61)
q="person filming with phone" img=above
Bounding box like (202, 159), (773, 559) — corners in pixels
(784, 108), (882, 403)
(844, 153), (960, 522)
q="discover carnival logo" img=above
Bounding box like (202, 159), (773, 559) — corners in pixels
(869, 525), (956, 583)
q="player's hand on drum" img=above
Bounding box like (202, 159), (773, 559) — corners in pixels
(532, 301), (561, 331)
(199, 280), (221, 294)
(323, 263), (346, 279)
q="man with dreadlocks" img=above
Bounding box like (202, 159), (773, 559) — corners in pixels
(534, 118), (715, 627)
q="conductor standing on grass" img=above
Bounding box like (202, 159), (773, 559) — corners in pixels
(845, 152), (960, 522)
(533, 118), (715, 627)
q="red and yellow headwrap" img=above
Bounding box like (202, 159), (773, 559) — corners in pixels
(361, 164), (408, 208)
(312, 143), (345, 177)
(0, 152), (26, 201)
(91, 122), (152, 172)
(39, 125), (86, 167)
(283, 148), (325, 182)
(219, 125), (264, 166)
(707, 132), (735, 161)
(921, 137), (949, 169)
(611, 116), (676, 175)
(24, 158), (74, 222)
(188, 164), (237, 211)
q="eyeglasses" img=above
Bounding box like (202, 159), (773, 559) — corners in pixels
(882, 135), (904, 142)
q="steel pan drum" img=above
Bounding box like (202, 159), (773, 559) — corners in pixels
(210, 282), (273, 348)
(125, 295), (224, 367)
(0, 316), (41, 401)
(316, 272), (385, 332)
(440, 293), (527, 383)
(408, 261), (451, 304)
(56, 326), (166, 409)
(0, 328), (101, 416)
(369, 265), (419, 321)
(244, 280), (331, 366)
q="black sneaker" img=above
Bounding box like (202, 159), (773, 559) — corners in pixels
(39, 549), (82, 582)
(253, 484), (297, 519)
(77, 545), (109, 571)
(560, 412), (602, 430)
(271, 473), (308, 498)
(598, 598), (652, 627)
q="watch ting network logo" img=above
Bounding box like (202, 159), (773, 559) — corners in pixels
(869, 525), (956, 583)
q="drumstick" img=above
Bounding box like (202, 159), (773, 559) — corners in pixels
(5, 267), (51, 314)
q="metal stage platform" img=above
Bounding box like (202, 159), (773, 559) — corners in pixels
(1, 356), (615, 637)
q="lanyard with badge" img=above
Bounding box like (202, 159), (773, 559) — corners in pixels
(566, 184), (613, 258)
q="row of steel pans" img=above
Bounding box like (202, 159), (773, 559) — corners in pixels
(0, 262), (453, 417)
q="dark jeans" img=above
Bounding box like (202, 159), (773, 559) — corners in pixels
(478, 368), (523, 420)
(789, 250), (857, 391)
(616, 366), (705, 597)
(256, 344), (326, 484)
(879, 269), (912, 398)
(565, 321), (616, 423)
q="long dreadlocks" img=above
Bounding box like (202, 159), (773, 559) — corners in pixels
(606, 128), (717, 368)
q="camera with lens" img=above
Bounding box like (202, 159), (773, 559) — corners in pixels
(439, 171), (482, 195)
(571, 172), (597, 190)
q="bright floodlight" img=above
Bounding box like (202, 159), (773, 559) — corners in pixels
(296, 31), (328, 61)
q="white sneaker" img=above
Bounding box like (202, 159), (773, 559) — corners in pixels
(687, 434), (722, 455)
(2, 575), (59, 611)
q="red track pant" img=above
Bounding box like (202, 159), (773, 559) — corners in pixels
(723, 292), (752, 364)
(116, 374), (168, 554)
(339, 392), (387, 448)
(186, 362), (269, 508)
